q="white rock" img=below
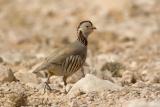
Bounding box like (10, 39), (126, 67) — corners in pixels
(126, 100), (160, 107)
(0, 64), (15, 83)
(68, 74), (122, 98)
(14, 71), (40, 84)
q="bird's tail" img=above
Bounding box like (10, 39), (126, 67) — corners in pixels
(32, 67), (41, 74)
(33, 67), (47, 78)
(32, 62), (46, 74)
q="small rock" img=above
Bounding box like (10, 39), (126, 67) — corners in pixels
(0, 64), (15, 83)
(121, 70), (137, 86)
(1, 52), (27, 65)
(69, 99), (79, 107)
(25, 83), (43, 90)
(101, 62), (125, 77)
(68, 74), (122, 98)
(14, 71), (40, 84)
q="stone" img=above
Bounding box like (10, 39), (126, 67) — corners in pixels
(69, 100), (79, 107)
(0, 64), (15, 83)
(121, 70), (137, 86)
(101, 62), (125, 77)
(14, 71), (40, 84)
(1, 52), (27, 65)
(68, 74), (122, 98)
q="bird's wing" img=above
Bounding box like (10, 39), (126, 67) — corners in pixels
(33, 45), (77, 73)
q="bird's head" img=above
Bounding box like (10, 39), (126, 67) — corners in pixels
(77, 20), (96, 38)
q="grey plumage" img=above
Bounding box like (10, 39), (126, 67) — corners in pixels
(33, 41), (87, 76)
(33, 20), (96, 93)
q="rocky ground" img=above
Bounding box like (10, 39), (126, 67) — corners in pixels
(0, 0), (160, 107)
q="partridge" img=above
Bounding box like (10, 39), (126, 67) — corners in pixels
(33, 20), (96, 92)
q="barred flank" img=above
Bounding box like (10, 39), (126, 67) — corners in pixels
(62, 55), (82, 75)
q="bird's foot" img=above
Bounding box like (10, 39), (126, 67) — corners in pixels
(63, 88), (68, 94)
(43, 82), (61, 94)
(62, 85), (69, 94)
(43, 82), (52, 94)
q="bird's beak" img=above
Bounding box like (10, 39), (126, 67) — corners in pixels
(92, 26), (96, 30)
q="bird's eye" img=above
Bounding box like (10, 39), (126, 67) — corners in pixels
(86, 26), (89, 28)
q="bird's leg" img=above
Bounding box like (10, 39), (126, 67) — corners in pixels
(44, 75), (52, 93)
(63, 76), (67, 93)
(81, 67), (85, 77)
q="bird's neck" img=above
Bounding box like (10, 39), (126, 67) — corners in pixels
(77, 31), (88, 46)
